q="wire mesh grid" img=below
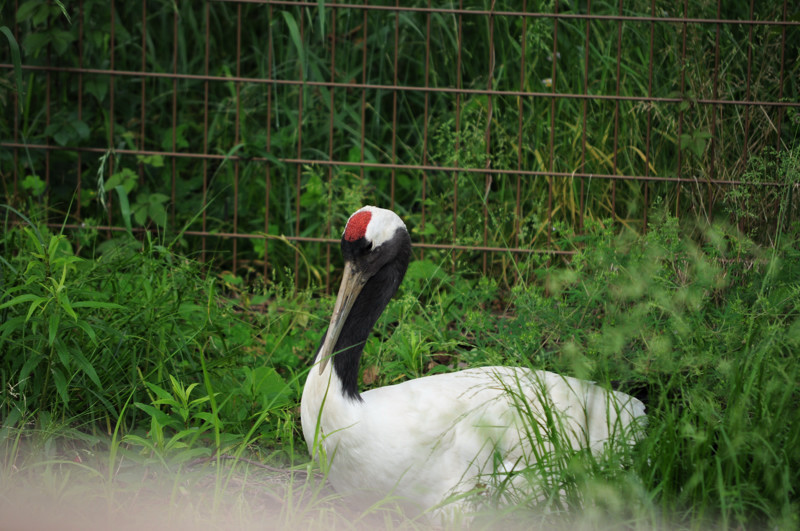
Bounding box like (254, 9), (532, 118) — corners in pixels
(2, 0), (799, 291)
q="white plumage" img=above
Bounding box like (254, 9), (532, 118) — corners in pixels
(301, 206), (645, 518)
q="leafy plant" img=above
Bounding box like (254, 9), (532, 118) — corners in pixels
(723, 146), (800, 242)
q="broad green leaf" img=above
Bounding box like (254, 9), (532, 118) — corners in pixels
(144, 382), (177, 403)
(114, 185), (133, 234)
(71, 301), (125, 310)
(0, 293), (43, 310)
(53, 337), (71, 369)
(164, 432), (193, 451)
(194, 411), (223, 429)
(31, 2), (55, 26)
(72, 119), (89, 140)
(105, 168), (137, 193)
(121, 434), (155, 452)
(680, 133), (691, 151)
(46, 122), (73, 146)
(317, 0), (325, 39)
(18, 352), (44, 384)
(134, 402), (180, 429)
(48, 311), (59, 346)
(15, 1), (46, 24)
(137, 154), (164, 168)
(249, 367), (291, 408)
(58, 292), (77, 320)
(73, 319), (97, 344)
(133, 203), (148, 226)
(85, 78), (107, 103)
(72, 349), (102, 388)
(25, 296), (48, 321)
(22, 32), (50, 57)
(49, 28), (75, 56)
(1, 25), (25, 111)
(2, 408), (22, 431)
(188, 395), (211, 409)
(21, 175), (45, 195)
(51, 367), (69, 404)
(281, 11), (304, 69)
(0, 316), (27, 341)
(172, 447), (212, 463)
(46, 234), (61, 262)
(53, 0), (71, 23)
(183, 382), (201, 400)
(0, 254), (18, 275)
(148, 200), (167, 228)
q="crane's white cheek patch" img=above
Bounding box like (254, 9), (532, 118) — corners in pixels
(363, 208), (406, 247)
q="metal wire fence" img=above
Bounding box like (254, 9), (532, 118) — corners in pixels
(2, 0), (799, 290)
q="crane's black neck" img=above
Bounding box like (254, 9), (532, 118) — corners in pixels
(322, 229), (411, 401)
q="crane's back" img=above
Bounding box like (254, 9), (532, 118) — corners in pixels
(314, 366), (646, 516)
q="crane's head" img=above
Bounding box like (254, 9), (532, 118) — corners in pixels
(317, 206), (411, 375)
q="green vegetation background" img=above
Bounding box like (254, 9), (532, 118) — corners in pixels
(1, 1), (800, 528)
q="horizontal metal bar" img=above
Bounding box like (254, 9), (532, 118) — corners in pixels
(51, 223), (576, 255)
(2, 63), (798, 108)
(210, 0), (800, 26)
(2, 141), (786, 187)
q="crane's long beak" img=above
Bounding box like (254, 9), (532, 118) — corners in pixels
(317, 261), (368, 374)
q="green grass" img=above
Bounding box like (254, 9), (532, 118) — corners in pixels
(2, 200), (799, 528)
(1, 0), (799, 527)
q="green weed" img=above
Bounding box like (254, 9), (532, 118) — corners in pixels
(1, 0), (799, 526)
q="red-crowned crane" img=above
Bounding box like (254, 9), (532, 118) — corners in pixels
(300, 206), (646, 519)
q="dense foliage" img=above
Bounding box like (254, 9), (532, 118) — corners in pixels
(2, 1), (800, 528)
(3, 199), (800, 528)
(2, 0), (798, 286)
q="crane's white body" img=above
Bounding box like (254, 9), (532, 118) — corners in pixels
(299, 206), (646, 518)
(302, 359), (645, 514)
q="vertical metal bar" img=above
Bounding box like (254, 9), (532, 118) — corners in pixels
(233, 3), (242, 274)
(775, 0), (787, 151)
(453, 0), (463, 271)
(108, 0), (116, 235)
(202, 1), (210, 263)
(295, 9), (305, 287)
(12, 0), (19, 198)
(547, 0), (559, 246)
(516, 0), (527, 252)
(644, 0), (655, 231)
(359, 0), (368, 181)
(45, 32), (51, 217)
(391, 0), (399, 211)
(580, 0), (591, 233)
(775, 0), (788, 151)
(421, 0), (431, 261)
(483, 0), (495, 275)
(76, 0), (84, 220)
(709, 0), (721, 215)
(140, 0), (147, 187)
(171, 4), (178, 227)
(742, 0), (755, 168)
(327, 4), (338, 294)
(264, 3), (274, 280)
(612, 0), (623, 218)
(675, 0), (688, 216)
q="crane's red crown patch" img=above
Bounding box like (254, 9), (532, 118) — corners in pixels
(344, 210), (371, 241)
